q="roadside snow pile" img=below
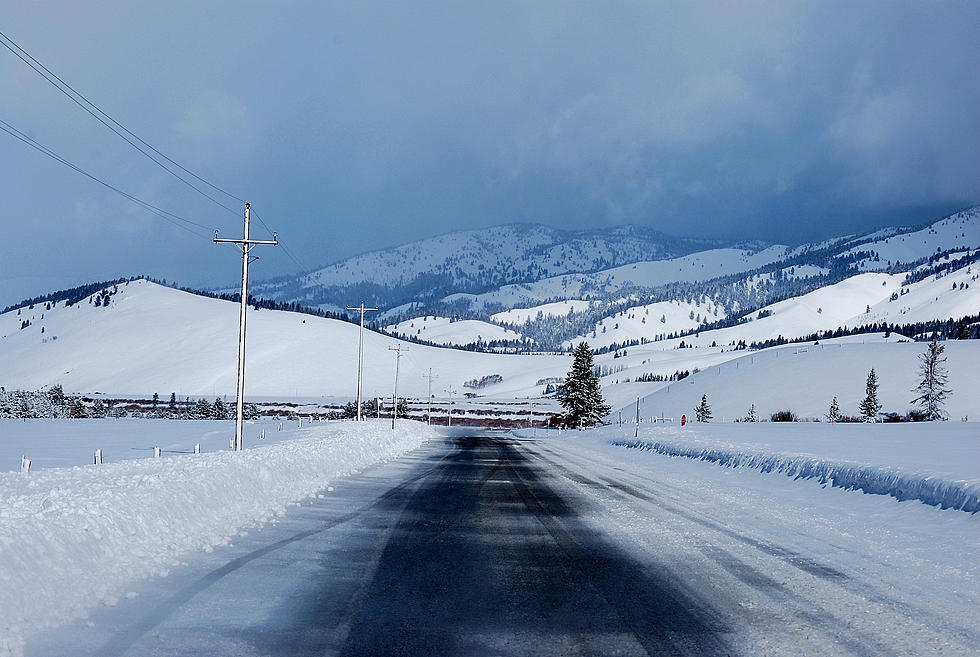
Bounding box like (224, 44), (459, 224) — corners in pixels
(0, 420), (436, 657)
(593, 423), (979, 513)
(613, 437), (979, 512)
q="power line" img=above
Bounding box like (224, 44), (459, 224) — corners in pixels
(1, 30), (311, 275)
(0, 29), (243, 217)
(0, 117), (212, 238)
(250, 208), (308, 272)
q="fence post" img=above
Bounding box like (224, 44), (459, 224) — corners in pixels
(153, 446), (161, 458)
(94, 449), (102, 465)
(21, 455), (31, 473)
(194, 443), (201, 454)
(260, 428), (265, 440)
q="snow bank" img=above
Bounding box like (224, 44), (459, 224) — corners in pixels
(0, 420), (436, 657)
(610, 435), (979, 513)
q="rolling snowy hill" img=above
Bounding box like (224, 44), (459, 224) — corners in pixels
(0, 280), (568, 400)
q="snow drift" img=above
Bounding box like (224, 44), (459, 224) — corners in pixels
(610, 437), (979, 513)
(0, 420), (437, 657)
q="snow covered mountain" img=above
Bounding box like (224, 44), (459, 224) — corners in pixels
(244, 223), (731, 312)
(237, 207), (980, 351)
(1, 206), (977, 408)
(1, 278), (978, 423)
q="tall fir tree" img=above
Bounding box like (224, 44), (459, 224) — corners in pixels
(695, 394), (712, 422)
(558, 342), (610, 428)
(859, 368), (882, 422)
(911, 338), (951, 420)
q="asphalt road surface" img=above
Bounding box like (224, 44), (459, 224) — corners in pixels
(27, 433), (977, 656)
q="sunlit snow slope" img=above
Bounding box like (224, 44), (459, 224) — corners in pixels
(0, 280), (568, 398)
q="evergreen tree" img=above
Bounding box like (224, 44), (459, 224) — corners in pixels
(212, 397), (229, 420)
(859, 368), (881, 422)
(70, 399), (87, 419)
(695, 394), (712, 422)
(557, 342), (610, 428)
(744, 403), (757, 422)
(190, 398), (212, 419)
(168, 392), (177, 412)
(243, 402), (261, 420)
(151, 392), (159, 409)
(47, 384), (65, 407)
(911, 338), (951, 421)
(90, 399), (107, 418)
(827, 396), (842, 423)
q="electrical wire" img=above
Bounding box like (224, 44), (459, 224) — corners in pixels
(0, 29), (243, 217)
(0, 117), (212, 238)
(250, 208), (309, 272)
(1, 30), (311, 274)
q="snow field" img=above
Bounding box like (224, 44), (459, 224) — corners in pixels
(620, 338), (980, 422)
(384, 315), (524, 346)
(0, 420), (437, 657)
(0, 418), (311, 472)
(0, 279), (571, 399)
(534, 431), (979, 656)
(584, 422), (980, 512)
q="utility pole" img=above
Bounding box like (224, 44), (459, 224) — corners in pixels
(422, 368), (438, 425)
(389, 345), (408, 429)
(214, 203), (276, 451)
(635, 396), (640, 438)
(446, 386), (457, 427)
(347, 301), (378, 421)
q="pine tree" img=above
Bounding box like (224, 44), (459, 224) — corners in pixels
(744, 403), (757, 422)
(911, 338), (951, 421)
(213, 397), (229, 420)
(190, 398), (212, 419)
(168, 392), (177, 412)
(827, 396), (842, 423)
(557, 342), (610, 428)
(859, 368), (881, 422)
(695, 394), (712, 422)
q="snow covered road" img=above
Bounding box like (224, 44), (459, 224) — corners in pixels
(24, 432), (979, 656)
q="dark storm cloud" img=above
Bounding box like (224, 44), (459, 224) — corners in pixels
(1, 1), (977, 305)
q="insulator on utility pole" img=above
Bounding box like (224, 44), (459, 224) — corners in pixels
(347, 301), (378, 421)
(214, 203), (277, 452)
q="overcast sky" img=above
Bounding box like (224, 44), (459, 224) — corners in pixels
(1, 1), (978, 307)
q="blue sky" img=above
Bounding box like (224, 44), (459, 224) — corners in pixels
(1, 1), (978, 307)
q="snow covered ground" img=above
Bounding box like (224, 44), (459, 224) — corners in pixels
(490, 299), (595, 325)
(0, 279), (570, 399)
(614, 338), (980, 422)
(0, 417), (315, 472)
(574, 261), (979, 352)
(384, 315), (524, 346)
(583, 422), (979, 511)
(519, 429), (979, 656)
(843, 206), (979, 269)
(0, 419), (437, 657)
(443, 245), (792, 310)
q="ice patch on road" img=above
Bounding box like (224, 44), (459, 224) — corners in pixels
(0, 420), (436, 657)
